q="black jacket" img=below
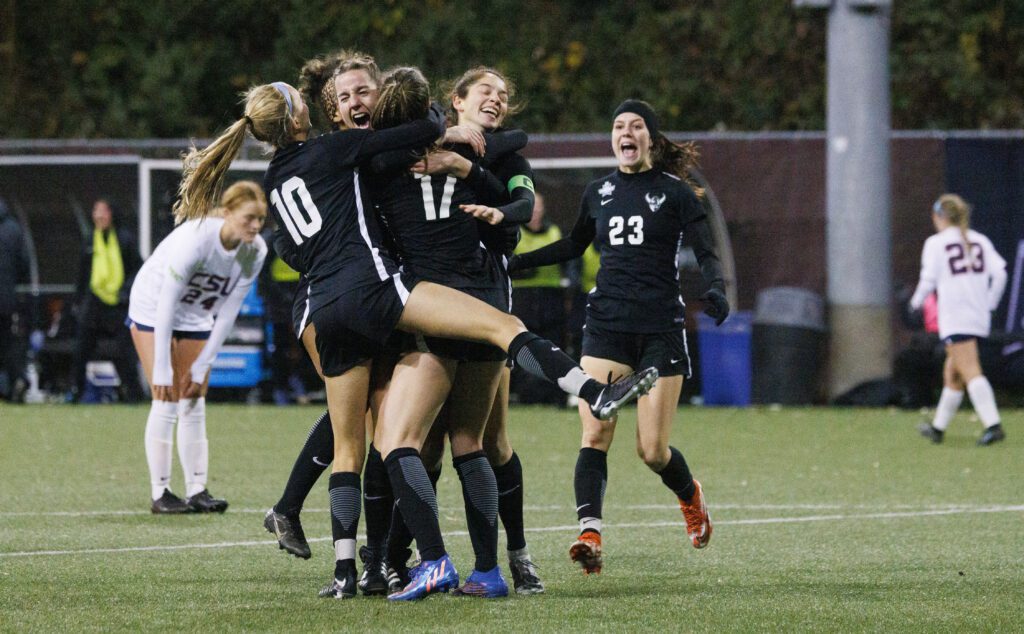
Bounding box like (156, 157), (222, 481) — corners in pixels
(0, 198), (30, 315)
(75, 224), (141, 306)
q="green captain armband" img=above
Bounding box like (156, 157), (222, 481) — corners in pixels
(507, 174), (534, 194)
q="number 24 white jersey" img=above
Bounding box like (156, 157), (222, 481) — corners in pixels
(910, 226), (1007, 339)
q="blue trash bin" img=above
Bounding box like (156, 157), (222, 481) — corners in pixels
(697, 310), (752, 406)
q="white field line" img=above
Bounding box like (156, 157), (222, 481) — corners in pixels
(2, 504), (1022, 559)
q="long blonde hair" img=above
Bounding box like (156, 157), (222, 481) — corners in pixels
(934, 193), (974, 266)
(173, 85), (291, 223)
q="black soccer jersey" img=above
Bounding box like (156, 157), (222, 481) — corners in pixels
(264, 114), (444, 316)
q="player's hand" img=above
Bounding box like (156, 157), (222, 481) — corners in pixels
(411, 151), (471, 178)
(152, 385), (174, 402)
(460, 204), (504, 225)
(444, 125), (486, 156)
(182, 381), (202, 400)
(701, 288), (730, 326)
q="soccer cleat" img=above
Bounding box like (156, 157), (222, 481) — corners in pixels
(318, 568), (357, 599)
(977, 424), (1006, 446)
(387, 554), (459, 601)
(569, 531), (603, 574)
(508, 551), (544, 595)
(151, 489), (193, 514)
(186, 489), (228, 513)
(679, 479), (712, 549)
(918, 423), (944, 444)
(263, 508), (311, 559)
(453, 566), (510, 598)
(589, 367), (659, 421)
(386, 565), (405, 595)
(357, 545), (390, 596)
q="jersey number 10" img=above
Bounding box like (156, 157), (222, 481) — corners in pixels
(271, 176), (323, 245)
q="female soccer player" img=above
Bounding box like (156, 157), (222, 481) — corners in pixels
(912, 194), (1008, 446)
(509, 100), (729, 574)
(176, 78), (656, 599)
(129, 180), (267, 514)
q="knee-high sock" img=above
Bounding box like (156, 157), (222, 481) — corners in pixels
(508, 332), (602, 403)
(145, 400), (178, 500)
(493, 453), (526, 552)
(329, 471), (361, 577)
(386, 447), (446, 562)
(967, 376), (1001, 427)
(176, 397), (208, 497)
(454, 451), (499, 572)
(274, 410), (333, 516)
(932, 388), (964, 431)
(362, 443), (393, 551)
(574, 447), (607, 535)
(657, 447), (695, 502)
(387, 463), (441, 568)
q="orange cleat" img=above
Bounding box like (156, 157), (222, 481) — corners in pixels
(569, 531), (603, 574)
(679, 480), (712, 549)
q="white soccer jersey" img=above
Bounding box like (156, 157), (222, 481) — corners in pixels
(910, 226), (1007, 339)
(129, 217), (267, 386)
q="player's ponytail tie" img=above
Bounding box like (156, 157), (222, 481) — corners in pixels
(243, 115), (254, 129)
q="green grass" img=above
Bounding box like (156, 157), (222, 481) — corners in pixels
(1, 404), (1021, 632)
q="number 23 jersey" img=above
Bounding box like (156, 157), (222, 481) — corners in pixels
(129, 217), (267, 331)
(583, 169), (705, 333)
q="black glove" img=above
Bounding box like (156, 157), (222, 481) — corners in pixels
(701, 288), (730, 326)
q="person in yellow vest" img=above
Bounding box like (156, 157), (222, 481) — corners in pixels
(510, 192), (569, 405)
(71, 199), (143, 402)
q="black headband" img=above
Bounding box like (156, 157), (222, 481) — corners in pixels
(613, 99), (659, 138)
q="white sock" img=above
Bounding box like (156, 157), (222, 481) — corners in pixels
(579, 517), (602, 534)
(334, 538), (356, 563)
(145, 400), (178, 500)
(558, 367), (591, 397)
(932, 388), (963, 431)
(176, 397), (209, 497)
(967, 376), (1001, 428)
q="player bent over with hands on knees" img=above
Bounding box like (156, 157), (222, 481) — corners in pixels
(912, 194), (1008, 446)
(510, 100), (728, 574)
(175, 76), (656, 599)
(129, 181), (268, 514)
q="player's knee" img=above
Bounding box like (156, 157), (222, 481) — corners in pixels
(637, 444), (669, 471)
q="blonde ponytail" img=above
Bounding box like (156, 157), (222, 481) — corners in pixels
(934, 193), (974, 268)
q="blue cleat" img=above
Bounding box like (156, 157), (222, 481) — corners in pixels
(387, 554), (459, 601)
(453, 566), (510, 598)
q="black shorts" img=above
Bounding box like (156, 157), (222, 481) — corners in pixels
(311, 273), (419, 377)
(399, 284), (507, 363)
(125, 318), (210, 341)
(292, 276), (312, 339)
(581, 323), (691, 378)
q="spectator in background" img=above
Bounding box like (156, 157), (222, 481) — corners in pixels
(509, 192), (568, 405)
(259, 226), (309, 405)
(566, 243), (600, 359)
(0, 196), (31, 400)
(70, 199), (144, 403)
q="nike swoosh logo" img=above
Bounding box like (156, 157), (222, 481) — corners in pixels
(312, 456), (330, 467)
(498, 485), (521, 496)
(576, 504), (589, 511)
(363, 494), (387, 501)
(670, 358), (682, 364)
(601, 199), (613, 206)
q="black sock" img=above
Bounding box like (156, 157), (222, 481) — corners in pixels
(508, 332), (602, 402)
(362, 444), (392, 551)
(454, 450), (499, 572)
(493, 453), (526, 552)
(386, 447), (446, 562)
(574, 447), (607, 534)
(386, 461), (442, 567)
(274, 410), (333, 516)
(328, 471), (360, 578)
(658, 447), (695, 501)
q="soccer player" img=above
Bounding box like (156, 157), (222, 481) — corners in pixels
(912, 194), (1008, 446)
(176, 77), (656, 599)
(129, 181), (268, 514)
(510, 100), (728, 574)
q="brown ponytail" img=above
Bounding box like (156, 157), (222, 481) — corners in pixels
(652, 134), (703, 196)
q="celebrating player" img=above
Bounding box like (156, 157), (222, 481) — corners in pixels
(509, 100), (727, 573)
(912, 194), (1008, 446)
(129, 180), (267, 514)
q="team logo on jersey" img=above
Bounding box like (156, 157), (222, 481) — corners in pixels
(598, 181), (615, 198)
(645, 192), (667, 213)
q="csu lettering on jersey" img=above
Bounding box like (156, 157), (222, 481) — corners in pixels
(181, 271), (238, 310)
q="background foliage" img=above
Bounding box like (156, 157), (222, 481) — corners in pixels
(2, 0), (1022, 137)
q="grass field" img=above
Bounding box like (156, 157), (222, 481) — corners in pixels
(1, 403), (1021, 632)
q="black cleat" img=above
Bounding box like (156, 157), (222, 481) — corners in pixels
(318, 568), (357, 599)
(186, 489), (229, 513)
(264, 508), (311, 559)
(151, 489), (193, 514)
(977, 424), (1006, 446)
(589, 367), (659, 421)
(508, 550), (544, 595)
(357, 546), (390, 596)
(917, 423), (944, 444)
